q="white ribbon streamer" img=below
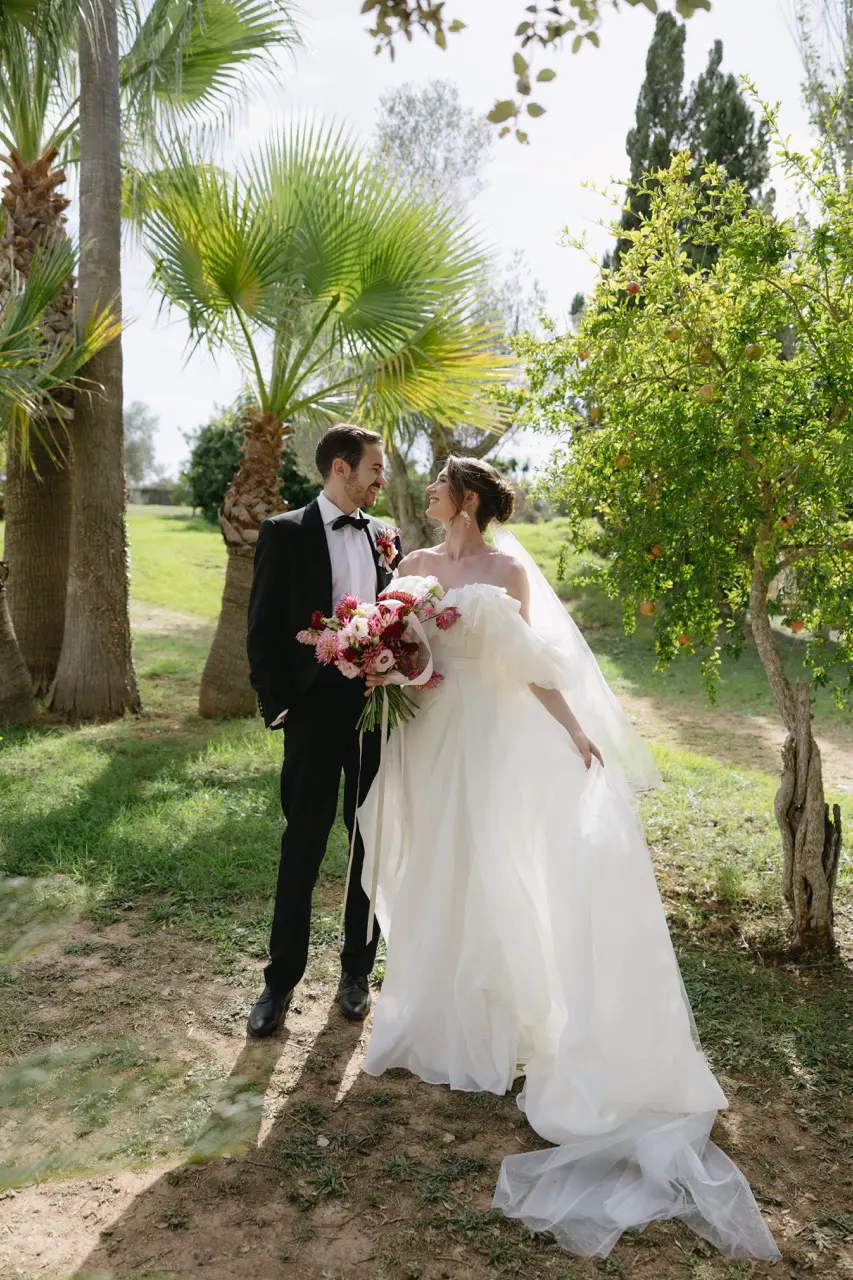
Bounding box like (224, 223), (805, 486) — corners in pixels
(341, 609), (439, 948)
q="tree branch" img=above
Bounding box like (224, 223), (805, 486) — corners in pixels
(775, 538), (853, 574)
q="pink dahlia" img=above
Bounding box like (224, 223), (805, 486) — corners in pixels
(315, 630), (341, 665)
(335, 594), (360, 621)
(380, 589), (417, 610)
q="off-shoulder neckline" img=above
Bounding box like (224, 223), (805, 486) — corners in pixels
(442, 581), (508, 597)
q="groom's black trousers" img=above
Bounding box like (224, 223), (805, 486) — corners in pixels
(265, 668), (382, 993)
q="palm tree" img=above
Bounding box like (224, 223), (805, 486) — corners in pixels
(141, 125), (515, 717)
(0, 0), (79, 692)
(0, 238), (120, 723)
(0, 0), (299, 710)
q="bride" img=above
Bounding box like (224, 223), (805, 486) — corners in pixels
(356, 455), (780, 1261)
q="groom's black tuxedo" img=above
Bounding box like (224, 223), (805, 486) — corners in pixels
(248, 499), (400, 727)
(247, 498), (403, 992)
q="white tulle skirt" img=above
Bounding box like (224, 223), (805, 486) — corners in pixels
(358, 581), (780, 1260)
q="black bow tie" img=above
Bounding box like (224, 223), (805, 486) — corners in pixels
(331, 513), (369, 532)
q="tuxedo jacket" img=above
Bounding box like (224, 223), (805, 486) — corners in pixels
(247, 499), (403, 727)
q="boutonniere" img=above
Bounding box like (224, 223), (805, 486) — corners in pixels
(375, 525), (399, 570)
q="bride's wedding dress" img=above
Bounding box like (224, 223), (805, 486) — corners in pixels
(357, 536), (780, 1261)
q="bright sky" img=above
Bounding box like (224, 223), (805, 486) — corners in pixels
(123, 0), (815, 477)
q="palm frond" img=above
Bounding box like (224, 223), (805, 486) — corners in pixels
(0, 241), (121, 452)
(120, 0), (300, 142)
(355, 310), (517, 436)
(0, 0), (40, 32)
(142, 120), (515, 439)
(257, 125), (489, 359)
(0, 0), (77, 160)
(140, 140), (303, 404)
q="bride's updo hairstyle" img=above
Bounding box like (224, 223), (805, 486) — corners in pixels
(445, 455), (515, 531)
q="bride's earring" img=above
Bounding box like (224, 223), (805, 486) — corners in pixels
(462, 509), (471, 525)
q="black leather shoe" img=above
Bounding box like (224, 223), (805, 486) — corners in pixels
(247, 984), (292, 1038)
(338, 972), (371, 1021)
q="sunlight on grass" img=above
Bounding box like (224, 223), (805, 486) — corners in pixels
(128, 504), (226, 619)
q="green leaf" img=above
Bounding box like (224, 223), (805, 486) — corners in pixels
(498, 126), (511, 138)
(516, 75), (531, 95)
(513, 51), (528, 75)
(527, 102), (546, 117)
(360, 0), (378, 11)
(676, 0), (711, 15)
(515, 129), (529, 144)
(571, 33), (582, 53)
(515, 21), (533, 35)
(487, 99), (517, 124)
(586, 30), (600, 47)
(448, 18), (466, 32)
(434, 27), (446, 49)
(536, 67), (557, 82)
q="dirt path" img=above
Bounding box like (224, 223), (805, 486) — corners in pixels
(130, 601), (216, 639)
(621, 691), (853, 794)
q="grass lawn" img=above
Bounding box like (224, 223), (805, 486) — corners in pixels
(0, 506), (851, 1279)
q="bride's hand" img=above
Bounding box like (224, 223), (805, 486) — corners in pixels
(573, 732), (604, 769)
(365, 672), (388, 693)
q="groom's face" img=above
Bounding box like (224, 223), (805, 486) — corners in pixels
(343, 442), (386, 510)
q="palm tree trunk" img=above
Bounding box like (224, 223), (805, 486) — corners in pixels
(749, 559), (841, 952)
(199, 407), (288, 718)
(4, 433), (71, 693)
(1, 147), (75, 693)
(48, 0), (139, 719)
(0, 562), (36, 724)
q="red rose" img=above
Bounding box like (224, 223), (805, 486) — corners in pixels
(383, 619), (404, 641)
(311, 610), (324, 629)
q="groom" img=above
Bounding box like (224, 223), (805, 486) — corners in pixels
(246, 424), (402, 1038)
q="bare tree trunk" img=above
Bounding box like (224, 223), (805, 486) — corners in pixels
(0, 563), (36, 724)
(199, 408), (287, 718)
(48, 0), (139, 719)
(750, 558), (840, 951)
(387, 439), (435, 552)
(199, 553), (258, 718)
(5, 434), (72, 694)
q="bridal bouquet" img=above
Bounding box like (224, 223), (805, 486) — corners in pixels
(297, 577), (461, 731)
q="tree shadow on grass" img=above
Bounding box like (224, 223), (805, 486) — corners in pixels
(0, 721), (285, 920)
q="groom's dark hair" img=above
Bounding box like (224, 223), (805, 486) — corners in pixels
(315, 424), (383, 479)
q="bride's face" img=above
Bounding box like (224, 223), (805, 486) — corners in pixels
(426, 471), (456, 524)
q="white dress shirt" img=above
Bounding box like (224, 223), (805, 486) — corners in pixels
(317, 490), (378, 608)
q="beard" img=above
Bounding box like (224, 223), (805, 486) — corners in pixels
(345, 476), (378, 509)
